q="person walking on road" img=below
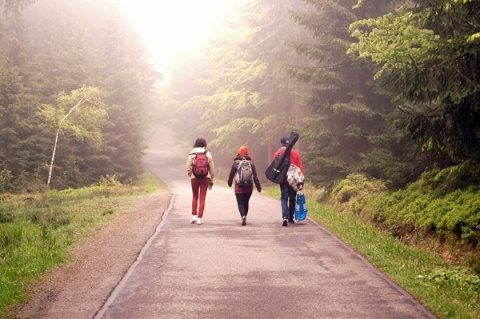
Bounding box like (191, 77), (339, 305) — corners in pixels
(273, 137), (304, 226)
(186, 138), (215, 225)
(227, 146), (261, 226)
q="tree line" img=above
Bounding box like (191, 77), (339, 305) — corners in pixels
(163, 0), (480, 192)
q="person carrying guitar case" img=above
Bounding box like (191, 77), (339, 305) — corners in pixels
(265, 132), (304, 226)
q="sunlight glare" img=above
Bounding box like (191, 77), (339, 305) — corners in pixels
(121, 0), (244, 73)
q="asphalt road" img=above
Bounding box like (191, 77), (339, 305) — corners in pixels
(94, 126), (437, 319)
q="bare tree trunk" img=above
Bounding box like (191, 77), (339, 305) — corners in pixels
(47, 127), (61, 186)
(46, 97), (85, 187)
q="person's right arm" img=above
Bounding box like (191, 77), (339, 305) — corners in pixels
(227, 162), (237, 187)
(185, 154), (193, 176)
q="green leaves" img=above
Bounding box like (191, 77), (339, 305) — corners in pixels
(0, 0), (156, 190)
(419, 267), (480, 292)
(175, 0), (308, 160)
(467, 32), (480, 42)
(38, 86), (107, 150)
(349, 8), (441, 79)
(289, 0), (412, 188)
(349, 0), (480, 179)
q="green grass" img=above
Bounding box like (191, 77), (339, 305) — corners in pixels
(262, 183), (479, 319)
(0, 172), (167, 316)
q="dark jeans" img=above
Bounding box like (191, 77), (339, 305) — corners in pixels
(235, 192), (252, 217)
(280, 181), (296, 220)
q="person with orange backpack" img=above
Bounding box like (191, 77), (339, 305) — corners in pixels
(186, 138), (215, 225)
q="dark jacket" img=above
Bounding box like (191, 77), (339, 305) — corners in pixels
(227, 155), (261, 193)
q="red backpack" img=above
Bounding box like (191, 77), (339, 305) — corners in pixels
(192, 151), (209, 178)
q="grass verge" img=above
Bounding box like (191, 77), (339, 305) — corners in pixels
(0, 172), (166, 316)
(263, 183), (479, 319)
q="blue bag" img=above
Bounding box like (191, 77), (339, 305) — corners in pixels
(295, 192), (308, 221)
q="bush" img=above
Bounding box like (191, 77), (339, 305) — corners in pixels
(363, 178), (480, 244)
(326, 168), (480, 273)
(331, 174), (386, 217)
(331, 174), (372, 203)
(97, 174), (123, 187)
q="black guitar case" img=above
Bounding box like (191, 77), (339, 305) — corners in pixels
(265, 132), (299, 184)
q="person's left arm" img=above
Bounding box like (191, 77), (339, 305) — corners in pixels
(292, 150), (304, 173)
(251, 163), (262, 192)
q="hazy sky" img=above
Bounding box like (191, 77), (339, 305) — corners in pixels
(121, 0), (245, 75)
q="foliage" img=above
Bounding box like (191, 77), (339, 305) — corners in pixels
(171, 0), (313, 173)
(349, 0), (480, 181)
(327, 168), (480, 284)
(418, 267), (480, 295)
(39, 86), (107, 150)
(357, 167), (480, 250)
(95, 9), (158, 183)
(331, 173), (385, 203)
(38, 86), (108, 187)
(0, 0), (157, 192)
(288, 0), (418, 189)
(97, 174), (123, 187)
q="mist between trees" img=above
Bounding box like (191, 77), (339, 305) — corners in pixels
(0, 0), (479, 194)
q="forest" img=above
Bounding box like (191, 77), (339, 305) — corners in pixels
(1, 0), (479, 255)
(1, 0), (478, 192)
(0, 0), (158, 192)
(168, 0), (480, 193)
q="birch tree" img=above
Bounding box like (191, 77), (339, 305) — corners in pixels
(38, 86), (107, 187)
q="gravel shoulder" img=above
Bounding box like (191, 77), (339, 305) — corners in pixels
(11, 191), (172, 319)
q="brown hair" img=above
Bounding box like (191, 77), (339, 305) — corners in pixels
(193, 138), (207, 148)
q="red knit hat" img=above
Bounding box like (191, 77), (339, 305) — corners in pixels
(238, 146), (249, 156)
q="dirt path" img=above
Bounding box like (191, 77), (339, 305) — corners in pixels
(11, 191), (172, 319)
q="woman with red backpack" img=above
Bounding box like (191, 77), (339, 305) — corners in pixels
(186, 138), (215, 225)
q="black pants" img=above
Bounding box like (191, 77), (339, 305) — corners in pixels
(235, 192), (252, 217)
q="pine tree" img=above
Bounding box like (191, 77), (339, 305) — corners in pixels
(0, 0), (157, 191)
(96, 13), (156, 182)
(350, 0), (480, 187)
(289, 0), (415, 188)
(182, 0), (311, 166)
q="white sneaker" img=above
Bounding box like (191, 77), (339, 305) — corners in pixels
(196, 218), (204, 225)
(190, 216), (197, 224)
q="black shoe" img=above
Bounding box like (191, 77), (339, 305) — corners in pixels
(241, 216), (246, 226)
(288, 219), (295, 224)
(282, 219), (288, 226)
